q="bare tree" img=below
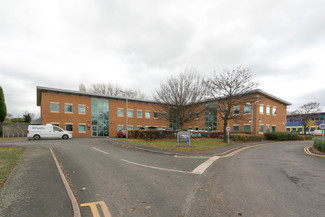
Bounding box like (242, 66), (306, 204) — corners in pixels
(78, 83), (146, 99)
(207, 67), (259, 142)
(153, 68), (209, 130)
(292, 102), (321, 135)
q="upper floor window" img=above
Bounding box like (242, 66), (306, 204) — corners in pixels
(117, 108), (124, 117)
(145, 111), (151, 119)
(233, 125), (239, 131)
(266, 106), (270, 115)
(50, 103), (59, 112)
(65, 104), (73, 113)
(161, 113), (167, 120)
(78, 105), (86, 114)
(233, 107), (240, 115)
(244, 105), (251, 114)
(137, 110), (143, 118)
(194, 113), (199, 119)
(259, 105), (264, 114)
(154, 112), (159, 119)
(272, 107), (277, 116)
(127, 109), (133, 117)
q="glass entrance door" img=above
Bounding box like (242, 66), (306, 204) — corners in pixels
(92, 126), (97, 136)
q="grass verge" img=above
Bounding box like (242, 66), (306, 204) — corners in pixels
(125, 138), (231, 152)
(0, 145), (25, 188)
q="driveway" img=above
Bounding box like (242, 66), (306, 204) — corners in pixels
(1, 138), (324, 216)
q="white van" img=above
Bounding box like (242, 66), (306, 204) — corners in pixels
(27, 124), (72, 140)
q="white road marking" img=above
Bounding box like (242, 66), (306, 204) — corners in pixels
(191, 156), (220, 174)
(92, 147), (109, 155)
(121, 159), (189, 174)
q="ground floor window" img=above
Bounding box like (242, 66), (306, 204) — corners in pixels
(79, 124), (86, 133)
(244, 125), (251, 132)
(65, 124), (73, 132)
(233, 125), (239, 132)
(266, 125), (270, 133)
(127, 125), (133, 130)
(117, 125), (124, 131)
(272, 125), (276, 132)
(259, 125), (264, 133)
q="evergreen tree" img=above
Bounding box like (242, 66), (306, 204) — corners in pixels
(0, 86), (6, 122)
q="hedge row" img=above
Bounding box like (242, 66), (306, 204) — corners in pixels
(128, 130), (262, 141)
(314, 139), (325, 152)
(264, 132), (312, 141)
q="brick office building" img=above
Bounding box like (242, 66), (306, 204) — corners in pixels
(37, 86), (290, 137)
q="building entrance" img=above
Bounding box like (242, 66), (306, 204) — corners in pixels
(91, 98), (109, 137)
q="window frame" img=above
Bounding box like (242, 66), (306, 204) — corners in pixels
(78, 104), (86, 114)
(244, 105), (251, 114)
(266, 106), (271, 115)
(272, 106), (277, 116)
(161, 112), (167, 120)
(65, 123), (73, 132)
(259, 124), (264, 134)
(117, 108), (124, 117)
(233, 125), (240, 132)
(64, 103), (73, 114)
(137, 110), (143, 118)
(145, 111), (151, 119)
(244, 124), (251, 132)
(50, 102), (59, 113)
(233, 107), (240, 116)
(117, 125), (124, 131)
(127, 109), (133, 118)
(78, 124), (86, 133)
(153, 111), (159, 119)
(259, 104), (264, 114)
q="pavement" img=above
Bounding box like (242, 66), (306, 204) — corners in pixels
(0, 146), (73, 217)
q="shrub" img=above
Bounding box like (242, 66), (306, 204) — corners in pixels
(128, 130), (178, 141)
(264, 132), (312, 141)
(314, 139), (325, 152)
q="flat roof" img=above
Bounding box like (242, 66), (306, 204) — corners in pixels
(36, 86), (291, 106)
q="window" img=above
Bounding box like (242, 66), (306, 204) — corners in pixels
(244, 125), (251, 132)
(145, 111), (150, 119)
(117, 125), (124, 131)
(137, 110), (142, 118)
(161, 113), (167, 120)
(266, 106), (270, 115)
(272, 125), (276, 132)
(79, 124), (86, 133)
(194, 113), (199, 119)
(137, 125), (142, 130)
(127, 125), (133, 130)
(65, 124), (73, 132)
(233, 125), (239, 132)
(188, 127), (192, 130)
(50, 103), (59, 112)
(78, 105), (86, 114)
(244, 105), (251, 114)
(272, 107), (277, 116)
(233, 107), (240, 115)
(162, 126), (167, 130)
(154, 112), (159, 119)
(51, 123), (59, 127)
(259, 105), (264, 114)
(127, 109), (133, 117)
(117, 108), (124, 117)
(65, 104), (73, 113)
(259, 125), (264, 133)
(194, 127), (199, 130)
(266, 125), (270, 132)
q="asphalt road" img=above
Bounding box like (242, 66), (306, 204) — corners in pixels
(2, 138), (324, 217)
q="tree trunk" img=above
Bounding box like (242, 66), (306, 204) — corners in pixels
(223, 119), (228, 143)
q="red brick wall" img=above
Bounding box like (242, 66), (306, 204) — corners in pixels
(41, 92), (92, 137)
(109, 99), (169, 137)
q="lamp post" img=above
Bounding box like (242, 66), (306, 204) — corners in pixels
(119, 90), (132, 139)
(246, 101), (259, 135)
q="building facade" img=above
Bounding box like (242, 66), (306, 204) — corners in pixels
(37, 86), (290, 137)
(286, 112), (325, 134)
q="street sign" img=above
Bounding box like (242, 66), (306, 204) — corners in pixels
(226, 125), (231, 132)
(319, 123), (325, 130)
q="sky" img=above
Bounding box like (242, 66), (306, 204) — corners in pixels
(1, 0), (325, 118)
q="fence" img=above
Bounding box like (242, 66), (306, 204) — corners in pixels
(0, 123), (29, 137)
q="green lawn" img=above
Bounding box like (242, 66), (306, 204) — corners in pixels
(0, 145), (25, 188)
(126, 138), (231, 152)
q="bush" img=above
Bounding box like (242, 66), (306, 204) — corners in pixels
(128, 130), (178, 141)
(314, 139), (325, 152)
(264, 132), (312, 141)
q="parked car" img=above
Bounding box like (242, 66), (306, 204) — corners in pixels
(27, 124), (72, 140)
(117, 129), (126, 138)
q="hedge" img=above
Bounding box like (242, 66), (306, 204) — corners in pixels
(264, 132), (312, 141)
(127, 130), (262, 141)
(314, 139), (325, 152)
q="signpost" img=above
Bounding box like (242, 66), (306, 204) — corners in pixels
(319, 123), (325, 141)
(226, 125), (231, 144)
